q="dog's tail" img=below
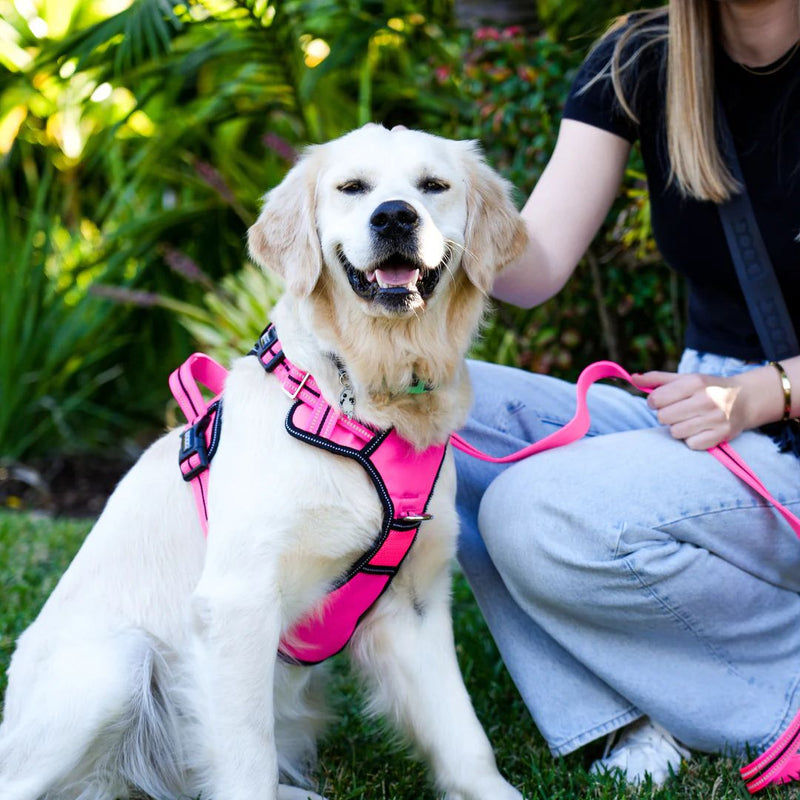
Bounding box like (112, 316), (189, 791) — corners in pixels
(113, 635), (185, 799)
(274, 663), (332, 787)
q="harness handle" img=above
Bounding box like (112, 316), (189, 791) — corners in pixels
(168, 352), (228, 424)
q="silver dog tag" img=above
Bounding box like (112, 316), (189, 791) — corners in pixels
(339, 388), (356, 417)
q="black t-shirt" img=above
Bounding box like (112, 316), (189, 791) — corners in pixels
(563, 13), (800, 361)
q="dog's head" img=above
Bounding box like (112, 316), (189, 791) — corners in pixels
(248, 125), (526, 317)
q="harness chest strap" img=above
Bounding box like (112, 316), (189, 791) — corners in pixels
(170, 326), (446, 665)
(280, 399), (446, 664)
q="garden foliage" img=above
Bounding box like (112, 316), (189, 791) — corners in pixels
(0, 0), (682, 463)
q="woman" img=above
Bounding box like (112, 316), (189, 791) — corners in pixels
(456, 0), (800, 786)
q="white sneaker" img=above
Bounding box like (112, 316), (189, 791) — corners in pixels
(590, 717), (691, 786)
(277, 787), (329, 800)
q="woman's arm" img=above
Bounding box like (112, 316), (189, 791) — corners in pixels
(492, 119), (632, 308)
(636, 355), (800, 450)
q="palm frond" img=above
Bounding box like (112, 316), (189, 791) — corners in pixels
(35, 0), (183, 76)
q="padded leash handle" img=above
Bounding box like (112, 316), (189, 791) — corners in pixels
(452, 360), (800, 792)
(741, 711), (800, 792)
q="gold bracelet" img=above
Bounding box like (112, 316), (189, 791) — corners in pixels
(770, 361), (792, 422)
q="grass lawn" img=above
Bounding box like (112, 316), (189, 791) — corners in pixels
(0, 510), (796, 800)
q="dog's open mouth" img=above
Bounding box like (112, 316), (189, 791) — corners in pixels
(339, 249), (443, 310)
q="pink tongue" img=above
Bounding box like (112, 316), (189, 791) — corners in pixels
(376, 267), (418, 287)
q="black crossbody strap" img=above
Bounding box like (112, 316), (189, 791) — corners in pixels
(715, 98), (799, 360)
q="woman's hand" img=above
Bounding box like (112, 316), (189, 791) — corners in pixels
(633, 368), (786, 450)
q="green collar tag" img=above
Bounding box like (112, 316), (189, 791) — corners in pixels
(407, 378), (431, 394)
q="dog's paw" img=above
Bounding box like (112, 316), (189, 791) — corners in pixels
(277, 785), (329, 800)
(444, 779), (525, 800)
(495, 784), (525, 800)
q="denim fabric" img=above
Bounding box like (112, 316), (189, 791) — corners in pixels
(455, 350), (800, 757)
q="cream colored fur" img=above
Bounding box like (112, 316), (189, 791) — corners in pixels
(0, 125), (527, 800)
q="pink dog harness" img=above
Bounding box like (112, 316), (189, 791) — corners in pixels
(170, 324), (446, 666)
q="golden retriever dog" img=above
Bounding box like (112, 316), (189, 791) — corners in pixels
(0, 125), (527, 800)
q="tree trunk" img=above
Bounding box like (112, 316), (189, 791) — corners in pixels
(454, 0), (539, 30)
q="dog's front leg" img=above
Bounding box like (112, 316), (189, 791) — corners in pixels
(352, 570), (525, 800)
(190, 550), (283, 800)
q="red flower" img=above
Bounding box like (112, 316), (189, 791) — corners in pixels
(474, 26), (501, 41)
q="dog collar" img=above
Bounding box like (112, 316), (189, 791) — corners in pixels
(326, 354), (433, 416)
(408, 376), (433, 393)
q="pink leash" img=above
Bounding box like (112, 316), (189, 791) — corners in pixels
(450, 359), (800, 793)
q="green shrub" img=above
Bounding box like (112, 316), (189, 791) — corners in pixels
(0, 155), (132, 460)
(0, 0), (685, 464)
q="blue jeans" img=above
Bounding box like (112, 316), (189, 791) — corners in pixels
(455, 350), (800, 757)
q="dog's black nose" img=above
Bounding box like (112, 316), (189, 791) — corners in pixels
(370, 200), (419, 237)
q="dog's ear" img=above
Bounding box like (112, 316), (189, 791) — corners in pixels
(460, 143), (528, 293)
(248, 150), (322, 297)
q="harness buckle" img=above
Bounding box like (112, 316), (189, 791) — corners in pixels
(178, 421), (210, 482)
(251, 325), (285, 373)
(285, 371), (310, 400)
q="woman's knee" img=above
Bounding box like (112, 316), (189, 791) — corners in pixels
(477, 452), (623, 607)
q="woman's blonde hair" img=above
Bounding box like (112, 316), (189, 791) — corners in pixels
(605, 1), (739, 202)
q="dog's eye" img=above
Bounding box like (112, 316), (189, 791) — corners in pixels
(419, 178), (450, 194)
(338, 180), (369, 195)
